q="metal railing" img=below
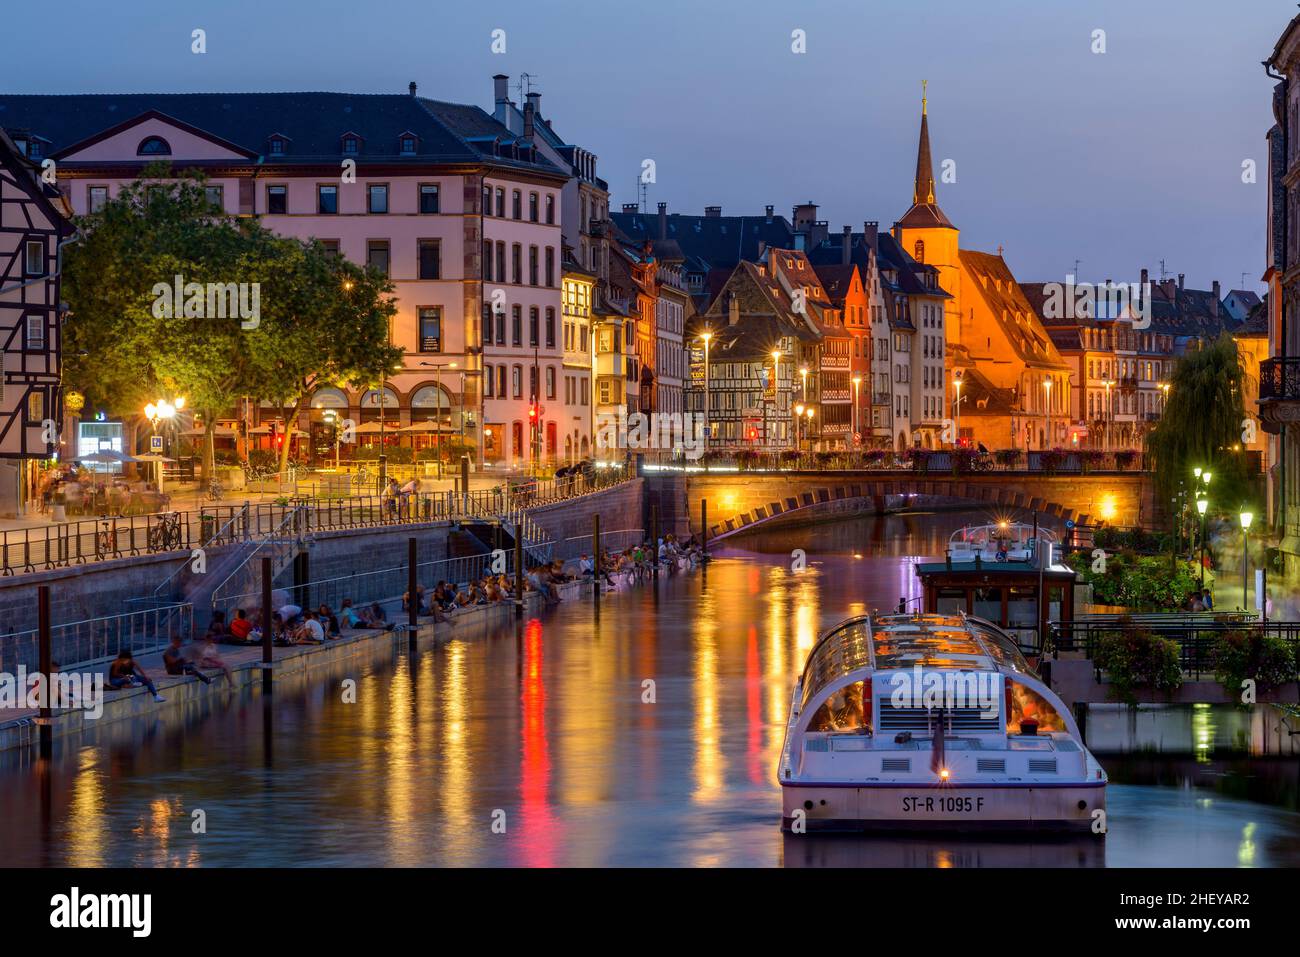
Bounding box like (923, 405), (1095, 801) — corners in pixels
(1046, 614), (1300, 679)
(209, 553), (509, 620)
(1260, 356), (1300, 402)
(0, 466), (637, 578)
(672, 451), (1148, 473)
(0, 602), (193, 674)
(554, 527), (647, 561)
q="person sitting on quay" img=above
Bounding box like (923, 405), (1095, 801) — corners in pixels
(292, 610), (327, 644)
(204, 611), (228, 643)
(278, 601), (303, 629)
(108, 649), (165, 702)
(163, 634), (213, 685)
(188, 631), (235, 683)
(317, 604), (341, 637)
(369, 602), (391, 630)
(495, 574), (515, 600)
(270, 612), (291, 645)
(402, 585), (426, 616)
(339, 598), (366, 630)
(227, 608), (255, 644)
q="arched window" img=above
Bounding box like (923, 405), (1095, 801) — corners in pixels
(913, 240), (925, 263)
(137, 136), (172, 156)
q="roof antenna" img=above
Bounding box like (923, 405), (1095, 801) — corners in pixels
(1240, 271), (1249, 288)
(1072, 258), (1083, 279)
(514, 73), (537, 100)
(1158, 258), (1169, 281)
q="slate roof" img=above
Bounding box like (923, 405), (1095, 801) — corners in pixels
(1234, 296), (1269, 337)
(610, 210), (795, 269)
(958, 249), (1067, 369)
(0, 92), (564, 175)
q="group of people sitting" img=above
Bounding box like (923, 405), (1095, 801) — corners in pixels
(403, 558), (577, 620)
(581, 534), (706, 586)
(205, 599), (392, 647)
(106, 631), (236, 701)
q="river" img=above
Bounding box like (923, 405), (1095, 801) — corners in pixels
(2, 509), (1298, 867)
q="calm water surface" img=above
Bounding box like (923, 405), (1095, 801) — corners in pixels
(2, 510), (1298, 867)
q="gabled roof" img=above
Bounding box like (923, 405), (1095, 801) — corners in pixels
(811, 263), (859, 306)
(0, 92), (564, 175)
(0, 127), (73, 231)
(1234, 296), (1269, 337)
(958, 249), (1067, 369)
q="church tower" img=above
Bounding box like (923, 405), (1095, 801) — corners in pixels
(893, 82), (961, 340)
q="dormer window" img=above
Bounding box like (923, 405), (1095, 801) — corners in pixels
(398, 132), (418, 156)
(268, 134), (289, 156)
(341, 133), (361, 155)
(26, 139), (42, 160)
(137, 136), (172, 156)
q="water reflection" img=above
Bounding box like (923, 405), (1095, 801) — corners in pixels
(1, 510), (1298, 867)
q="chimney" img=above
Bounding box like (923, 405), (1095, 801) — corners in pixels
(1212, 280), (1220, 316)
(657, 202), (667, 240)
(408, 81), (418, 97)
(863, 221), (879, 253)
(792, 202), (818, 232)
(525, 90), (541, 114)
(1140, 267), (1149, 288)
(1178, 273), (1185, 290)
(705, 206), (722, 218)
(493, 74), (509, 105)
(842, 225), (852, 265)
(622, 203), (639, 215)
(765, 204), (774, 222)
(523, 100), (536, 140)
(729, 293), (740, 326)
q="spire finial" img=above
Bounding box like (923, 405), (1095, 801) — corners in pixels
(922, 79), (927, 116)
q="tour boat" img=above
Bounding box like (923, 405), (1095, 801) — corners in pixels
(948, 521), (1056, 563)
(779, 612), (1106, 832)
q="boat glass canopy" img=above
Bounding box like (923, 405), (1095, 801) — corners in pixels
(800, 613), (1031, 709)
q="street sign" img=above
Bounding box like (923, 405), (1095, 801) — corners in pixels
(1065, 519), (1075, 529)
(150, 435), (163, 452)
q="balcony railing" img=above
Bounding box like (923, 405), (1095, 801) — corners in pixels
(1260, 356), (1300, 401)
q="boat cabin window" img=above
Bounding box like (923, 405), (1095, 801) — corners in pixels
(1006, 681), (1066, 733)
(1007, 586), (1037, 627)
(972, 586), (1002, 622)
(935, 587), (966, 616)
(807, 681), (870, 734)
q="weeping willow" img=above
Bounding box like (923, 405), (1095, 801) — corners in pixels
(1146, 335), (1253, 508)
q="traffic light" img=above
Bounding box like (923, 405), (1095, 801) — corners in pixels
(528, 403), (538, 422)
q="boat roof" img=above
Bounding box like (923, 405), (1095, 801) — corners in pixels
(800, 613), (1030, 709)
(915, 560), (1077, 576)
(949, 522), (1057, 542)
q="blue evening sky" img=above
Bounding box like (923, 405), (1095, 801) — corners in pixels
(1, 0), (1288, 292)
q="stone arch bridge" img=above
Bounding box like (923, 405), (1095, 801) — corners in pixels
(671, 470), (1154, 542)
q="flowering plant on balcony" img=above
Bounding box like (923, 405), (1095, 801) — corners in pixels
(736, 449), (759, 470)
(951, 446), (980, 474)
(779, 449), (802, 464)
(1038, 447), (1066, 474)
(1080, 448), (1107, 472)
(865, 448), (888, 466)
(904, 447), (932, 472)
(1211, 629), (1297, 700)
(993, 448), (1023, 467)
(815, 451), (838, 468)
(1114, 449), (1139, 468)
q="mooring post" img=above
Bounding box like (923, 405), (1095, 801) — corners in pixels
(261, 556), (273, 695)
(515, 536), (524, 619)
(408, 536), (419, 648)
(700, 499), (708, 560)
(1073, 702), (1089, 746)
(593, 513), (601, 603)
(38, 584), (52, 760)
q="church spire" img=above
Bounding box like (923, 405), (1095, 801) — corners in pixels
(913, 80), (936, 206)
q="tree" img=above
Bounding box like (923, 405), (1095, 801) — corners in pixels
(1145, 335), (1252, 511)
(64, 166), (398, 487)
(242, 241), (401, 476)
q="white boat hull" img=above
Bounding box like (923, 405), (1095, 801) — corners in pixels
(781, 781), (1105, 832)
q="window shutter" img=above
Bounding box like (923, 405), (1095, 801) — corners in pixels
(239, 178), (254, 214)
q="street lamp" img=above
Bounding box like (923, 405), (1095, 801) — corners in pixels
(804, 406), (814, 453)
(770, 349), (782, 450)
(1100, 378), (1115, 451)
(800, 365), (809, 401)
(851, 375), (862, 446)
(699, 330), (713, 455)
(953, 372), (964, 449)
(794, 403), (805, 450)
(1196, 495), (1208, 588)
(144, 397), (183, 490)
(1042, 376), (1052, 450)
(1240, 509), (1254, 612)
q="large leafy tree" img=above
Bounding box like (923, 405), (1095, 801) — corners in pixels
(1146, 335), (1253, 512)
(64, 165), (398, 486)
(243, 240), (401, 476)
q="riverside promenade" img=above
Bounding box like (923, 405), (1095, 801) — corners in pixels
(0, 575), (592, 752)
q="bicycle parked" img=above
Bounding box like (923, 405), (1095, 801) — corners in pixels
(147, 511), (183, 551)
